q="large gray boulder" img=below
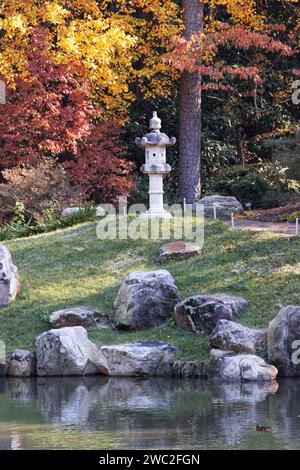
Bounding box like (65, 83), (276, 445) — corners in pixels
(111, 270), (180, 330)
(267, 306), (300, 377)
(36, 326), (100, 376)
(49, 307), (111, 331)
(209, 349), (278, 383)
(95, 342), (177, 377)
(175, 294), (248, 335)
(7, 349), (36, 377)
(194, 195), (244, 219)
(210, 320), (267, 355)
(0, 244), (20, 307)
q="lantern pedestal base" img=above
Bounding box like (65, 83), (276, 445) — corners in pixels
(139, 208), (173, 221)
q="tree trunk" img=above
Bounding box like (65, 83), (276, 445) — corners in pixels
(179, 0), (204, 204)
(235, 125), (245, 167)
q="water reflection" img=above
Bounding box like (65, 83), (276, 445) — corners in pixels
(0, 376), (299, 450)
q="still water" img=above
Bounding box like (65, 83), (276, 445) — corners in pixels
(0, 376), (299, 450)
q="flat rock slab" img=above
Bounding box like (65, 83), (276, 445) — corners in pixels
(0, 244), (20, 307)
(36, 326), (100, 377)
(175, 294), (248, 335)
(210, 320), (267, 355)
(7, 349), (36, 377)
(95, 342), (177, 377)
(49, 307), (111, 331)
(194, 195), (244, 219)
(209, 349), (278, 383)
(268, 305), (300, 377)
(157, 241), (202, 264)
(111, 270), (180, 331)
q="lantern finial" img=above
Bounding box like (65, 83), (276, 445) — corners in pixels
(150, 111), (161, 132)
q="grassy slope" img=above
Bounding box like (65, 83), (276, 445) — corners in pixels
(1, 219), (300, 361)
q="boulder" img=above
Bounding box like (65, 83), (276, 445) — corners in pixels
(7, 349), (36, 377)
(157, 241), (202, 264)
(61, 207), (80, 218)
(95, 342), (177, 377)
(49, 307), (111, 331)
(267, 306), (300, 377)
(0, 361), (6, 377)
(0, 244), (20, 307)
(111, 270), (180, 330)
(194, 195), (244, 219)
(209, 349), (278, 383)
(175, 294), (248, 335)
(36, 326), (100, 376)
(210, 320), (267, 355)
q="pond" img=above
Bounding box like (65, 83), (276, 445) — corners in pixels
(0, 377), (299, 450)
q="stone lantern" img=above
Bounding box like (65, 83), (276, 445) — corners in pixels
(135, 112), (176, 220)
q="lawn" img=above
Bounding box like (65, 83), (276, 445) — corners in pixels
(1, 219), (300, 361)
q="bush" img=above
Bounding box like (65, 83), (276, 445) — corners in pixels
(0, 158), (80, 222)
(203, 163), (299, 209)
(0, 203), (98, 241)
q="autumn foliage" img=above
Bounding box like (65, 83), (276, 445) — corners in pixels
(0, 29), (134, 209)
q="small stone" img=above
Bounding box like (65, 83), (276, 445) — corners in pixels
(111, 270), (180, 331)
(157, 241), (202, 264)
(210, 320), (267, 355)
(0, 244), (20, 307)
(36, 326), (100, 377)
(209, 349), (278, 383)
(49, 307), (110, 331)
(95, 342), (177, 377)
(7, 349), (36, 377)
(61, 207), (80, 218)
(175, 294), (248, 335)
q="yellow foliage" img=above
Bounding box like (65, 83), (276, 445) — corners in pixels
(0, 0), (181, 119)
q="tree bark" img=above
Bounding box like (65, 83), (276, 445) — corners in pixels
(179, 0), (204, 204)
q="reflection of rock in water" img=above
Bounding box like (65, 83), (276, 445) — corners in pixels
(0, 376), (299, 449)
(36, 376), (108, 425)
(268, 379), (300, 449)
(6, 378), (38, 402)
(210, 382), (278, 404)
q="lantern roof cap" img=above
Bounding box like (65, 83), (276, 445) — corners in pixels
(135, 111), (176, 147)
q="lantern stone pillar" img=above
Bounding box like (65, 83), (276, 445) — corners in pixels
(135, 112), (176, 220)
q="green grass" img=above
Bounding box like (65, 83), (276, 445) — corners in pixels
(1, 219), (300, 361)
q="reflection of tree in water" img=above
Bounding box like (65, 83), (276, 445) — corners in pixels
(0, 377), (299, 449)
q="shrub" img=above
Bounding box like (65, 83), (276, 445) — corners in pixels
(0, 159), (80, 222)
(203, 163), (299, 209)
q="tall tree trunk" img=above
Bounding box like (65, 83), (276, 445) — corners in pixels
(179, 0), (204, 204)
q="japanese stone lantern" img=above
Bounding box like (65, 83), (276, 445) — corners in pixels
(135, 112), (176, 220)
